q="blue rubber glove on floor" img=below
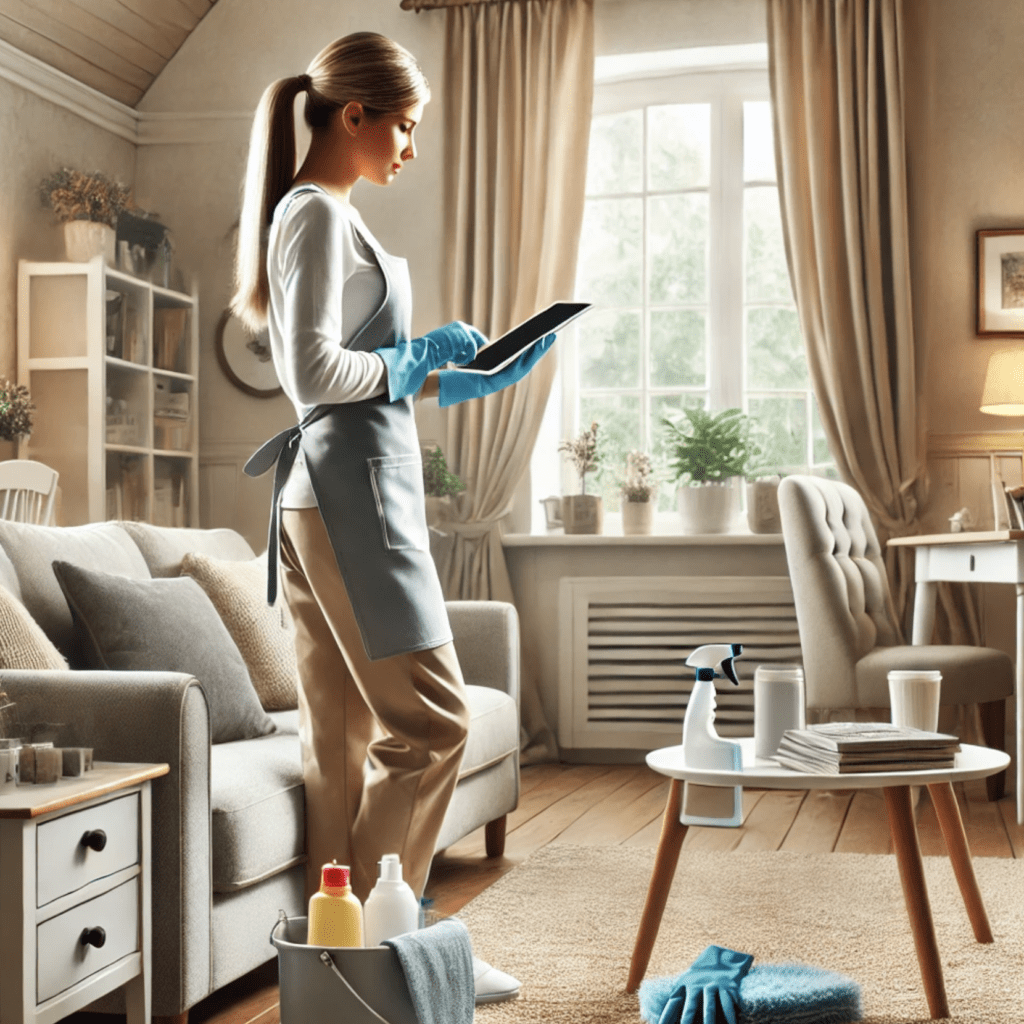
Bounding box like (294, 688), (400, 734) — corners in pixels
(377, 321), (485, 402)
(657, 945), (754, 1024)
(437, 332), (556, 407)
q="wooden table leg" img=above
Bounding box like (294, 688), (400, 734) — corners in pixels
(626, 778), (688, 993)
(927, 781), (994, 943)
(883, 785), (949, 1021)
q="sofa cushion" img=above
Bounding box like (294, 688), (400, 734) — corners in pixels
(119, 522), (257, 578)
(181, 552), (299, 711)
(52, 561), (276, 744)
(459, 684), (518, 780)
(0, 521), (150, 665)
(0, 584), (67, 670)
(210, 732), (305, 892)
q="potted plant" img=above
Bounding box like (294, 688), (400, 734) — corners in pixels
(619, 449), (657, 536)
(39, 167), (130, 266)
(558, 421), (604, 534)
(0, 378), (34, 444)
(421, 445), (465, 526)
(661, 407), (759, 533)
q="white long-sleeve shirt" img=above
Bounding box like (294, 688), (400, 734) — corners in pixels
(266, 186), (388, 508)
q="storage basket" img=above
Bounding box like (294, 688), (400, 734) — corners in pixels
(271, 913), (419, 1024)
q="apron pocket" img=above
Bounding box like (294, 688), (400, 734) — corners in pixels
(368, 454), (430, 552)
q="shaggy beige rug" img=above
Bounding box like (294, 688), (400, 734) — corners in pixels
(460, 845), (1024, 1024)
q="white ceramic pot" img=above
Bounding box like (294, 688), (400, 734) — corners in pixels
(676, 481), (738, 534)
(562, 494), (603, 535)
(63, 220), (115, 265)
(746, 477), (782, 534)
(621, 499), (654, 536)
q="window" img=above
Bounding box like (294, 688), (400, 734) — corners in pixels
(534, 55), (834, 527)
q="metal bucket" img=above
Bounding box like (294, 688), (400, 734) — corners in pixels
(271, 914), (419, 1024)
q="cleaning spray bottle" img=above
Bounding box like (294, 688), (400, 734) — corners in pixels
(363, 853), (420, 947)
(680, 643), (744, 828)
(307, 861), (363, 947)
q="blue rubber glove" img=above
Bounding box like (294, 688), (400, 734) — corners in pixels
(657, 945), (754, 1024)
(436, 332), (556, 407)
(376, 321), (485, 402)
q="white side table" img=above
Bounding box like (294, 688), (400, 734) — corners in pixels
(0, 762), (168, 1024)
(627, 740), (1010, 1021)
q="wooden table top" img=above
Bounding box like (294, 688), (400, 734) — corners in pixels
(888, 530), (1024, 547)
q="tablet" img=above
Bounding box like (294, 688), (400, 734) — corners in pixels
(457, 302), (592, 375)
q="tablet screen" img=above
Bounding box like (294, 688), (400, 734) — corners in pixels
(460, 302), (592, 374)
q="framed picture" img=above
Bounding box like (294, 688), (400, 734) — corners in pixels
(215, 309), (282, 398)
(977, 229), (1024, 336)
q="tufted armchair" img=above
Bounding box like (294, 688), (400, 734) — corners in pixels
(778, 475), (1012, 800)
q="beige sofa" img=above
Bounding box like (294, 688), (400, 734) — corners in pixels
(0, 519), (520, 1022)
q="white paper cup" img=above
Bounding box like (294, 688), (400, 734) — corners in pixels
(754, 664), (806, 759)
(0, 748), (19, 792)
(888, 670), (942, 732)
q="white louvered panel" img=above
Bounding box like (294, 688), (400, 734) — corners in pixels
(558, 576), (801, 750)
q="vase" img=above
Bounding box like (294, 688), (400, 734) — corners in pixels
(63, 221), (115, 265)
(746, 477), (782, 534)
(621, 499), (654, 535)
(676, 480), (739, 534)
(562, 494), (603, 535)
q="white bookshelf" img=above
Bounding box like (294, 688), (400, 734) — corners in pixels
(17, 256), (199, 527)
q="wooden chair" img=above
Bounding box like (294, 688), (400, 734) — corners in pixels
(0, 459), (59, 525)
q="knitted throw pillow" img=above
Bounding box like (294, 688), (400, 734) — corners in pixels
(0, 585), (67, 671)
(180, 552), (299, 712)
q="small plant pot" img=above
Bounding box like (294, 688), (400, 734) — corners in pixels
(746, 477), (782, 534)
(562, 494), (604, 535)
(63, 221), (115, 265)
(677, 481), (738, 534)
(622, 499), (654, 536)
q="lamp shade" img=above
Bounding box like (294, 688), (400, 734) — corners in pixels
(980, 348), (1024, 415)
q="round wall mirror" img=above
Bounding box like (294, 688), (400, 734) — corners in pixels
(215, 308), (282, 398)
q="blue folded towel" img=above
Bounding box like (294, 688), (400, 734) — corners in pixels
(640, 962), (862, 1024)
(382, 917), (474, 1024)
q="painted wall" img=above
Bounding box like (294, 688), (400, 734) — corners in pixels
(0, 75), (135, 461)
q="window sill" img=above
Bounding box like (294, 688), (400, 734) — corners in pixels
(503, 526), (785, 547)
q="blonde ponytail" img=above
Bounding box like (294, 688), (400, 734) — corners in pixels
(231, 33), (430, 334)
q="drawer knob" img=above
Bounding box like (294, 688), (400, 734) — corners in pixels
(81, 829), (107, 852)
(80, 926), (106, 949)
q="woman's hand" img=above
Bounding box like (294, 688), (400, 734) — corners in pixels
(376, 321), (486, 402)
(436, 333), (556, 407)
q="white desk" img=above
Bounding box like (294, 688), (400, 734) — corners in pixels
(629, 740), (1009, 1021)
(888, 530), (1024, 823)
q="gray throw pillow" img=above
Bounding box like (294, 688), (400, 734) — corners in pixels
(52, 560), (276, 744)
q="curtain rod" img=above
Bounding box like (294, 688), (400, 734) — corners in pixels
(401, 0), (582, 9)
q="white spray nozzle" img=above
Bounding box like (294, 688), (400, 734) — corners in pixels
(685, 643), (743, 685)
(379, 853), (403, 882)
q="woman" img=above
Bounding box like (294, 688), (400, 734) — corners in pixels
(232, 32), (550, 1000)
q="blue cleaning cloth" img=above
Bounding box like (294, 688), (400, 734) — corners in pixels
(382, 916), (474, 1024)
(640, 962), (862, 1024)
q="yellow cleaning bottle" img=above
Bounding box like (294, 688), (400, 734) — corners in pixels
(307, 861), (363, 947)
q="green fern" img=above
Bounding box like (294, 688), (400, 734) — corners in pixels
(661, 407), (760, 484)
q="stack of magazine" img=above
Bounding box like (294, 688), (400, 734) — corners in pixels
(774, 722), (961, 774)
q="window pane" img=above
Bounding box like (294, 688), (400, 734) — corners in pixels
(746, 307), (807, 389)
(648, 104), (710, 190)
(812, 394), (831, 465)
(580, 393), (642, 509)
(576, 198), (643, 306)
(649, 194), (708, 304)
(747, 395), (808, 475)
(579, 310), (641, 389)
(650, 393), (707, 510)
(650, 309), (706, 387)
(744, 186), (792, 303)
(586, 109), (643, 195)
(743, 101), (776, 182)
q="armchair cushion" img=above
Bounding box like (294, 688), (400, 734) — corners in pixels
(52, 561), (276, 743)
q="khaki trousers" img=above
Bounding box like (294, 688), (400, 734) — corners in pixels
(279, 508), (470, 903)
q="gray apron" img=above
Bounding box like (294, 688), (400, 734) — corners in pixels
(244, 187), (451, 661)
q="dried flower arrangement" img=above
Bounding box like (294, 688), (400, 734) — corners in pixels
(0, 378), (34, 441)
(39, 167), (131, 227)
(558, 421), (602, 495)
(620, 449), (656, 502)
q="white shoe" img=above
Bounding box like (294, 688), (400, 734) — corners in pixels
(473, 955), (521, 1004)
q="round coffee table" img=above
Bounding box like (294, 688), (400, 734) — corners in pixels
(627, 738), (1011, 1020)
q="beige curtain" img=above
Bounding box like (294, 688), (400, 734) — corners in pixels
(404, 0), (594, 761)
(767, 0), (927, 631)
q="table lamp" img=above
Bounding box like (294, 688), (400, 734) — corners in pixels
(980, 349), (1024, 415)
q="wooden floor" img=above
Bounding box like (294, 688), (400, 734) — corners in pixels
(72, 763), (1023, 1024)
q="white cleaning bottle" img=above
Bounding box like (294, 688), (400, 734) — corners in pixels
(363, 854), (420, 947)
